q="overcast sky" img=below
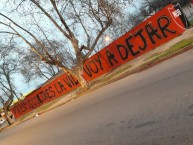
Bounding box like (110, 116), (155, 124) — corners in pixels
(0, 0), (142, 98)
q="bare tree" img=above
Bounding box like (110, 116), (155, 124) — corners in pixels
(0, 95), (13, 125)
(0, 0), (127, 89)
(0, 42), (20, 125)
(140, 0), (171, 17)
(177, 0), (191, 7)
(19, 40), (68, 83)
(140, 0), (191, 17)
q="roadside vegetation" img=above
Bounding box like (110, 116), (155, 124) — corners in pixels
(190, 19), (193, 26)
(142, 37), (193, 67)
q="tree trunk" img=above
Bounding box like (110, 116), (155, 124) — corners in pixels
(62, 67), (89, 90)
(5, 115), (12, 125)
(76, 74), (89, 89)
(3, 108), (12, 125)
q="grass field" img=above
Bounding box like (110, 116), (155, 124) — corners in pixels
(190, 19), (193, 26)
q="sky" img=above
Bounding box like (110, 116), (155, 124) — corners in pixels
(0, 1), (52, 96)
(0, 0), (143, 98)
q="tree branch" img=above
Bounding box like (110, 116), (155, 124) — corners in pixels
(30, 0), (71, 39)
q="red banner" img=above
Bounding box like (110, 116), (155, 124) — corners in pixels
(10, 74), (80, 118)
(82, 4), (185, 81)
(10, 4), (186, 119)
